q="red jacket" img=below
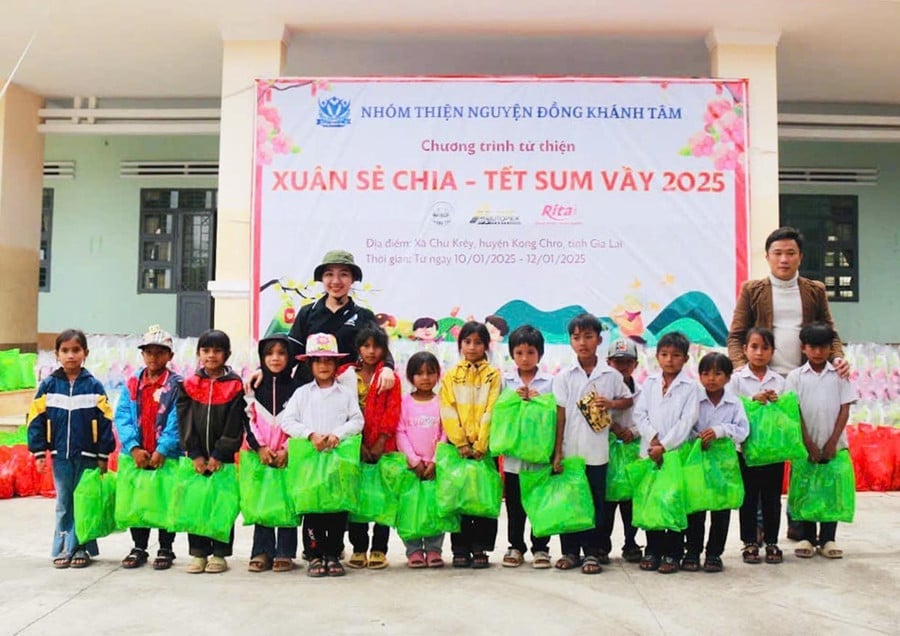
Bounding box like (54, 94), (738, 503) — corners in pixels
(338, 361), (401, 452)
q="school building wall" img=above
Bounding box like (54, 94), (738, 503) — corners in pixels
(779, 140), (900, 344)
(39, 135), (219, 336)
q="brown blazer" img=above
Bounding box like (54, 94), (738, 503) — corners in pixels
(727, 276), (844, 367)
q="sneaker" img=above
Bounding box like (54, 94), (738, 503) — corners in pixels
(532, 551), (551, 569)
(185, 556), (207, 574)
(204, 556), (228, 574)
(502, 548), (524, 567)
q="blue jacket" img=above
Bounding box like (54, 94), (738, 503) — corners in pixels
(114, 367), (183, 458)
(27, 368), (115, 460)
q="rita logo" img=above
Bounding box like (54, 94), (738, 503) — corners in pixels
(469, 205), (521, 225)
(538, 203), (580, 225)
(317, 96), (351, 128)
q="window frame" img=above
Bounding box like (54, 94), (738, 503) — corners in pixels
(39, 188), (53, 292)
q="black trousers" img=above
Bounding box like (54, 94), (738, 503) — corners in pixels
(599, 499), (639, 555)
(251, 525), (298, 559)
(348, 521), (390, 553)
(451, 515), (498, 556)
(800, 521), (837, 546)
(739, 454), (784, 546)
(559, 464), (607, 559)
(130, 527), (175, 552)
(504, 472), (550, 554)
(188, 527), (234, 558)
(305, 512), (348, 560)
(645, 530), (682, 560)
(685, 509), (731, 558)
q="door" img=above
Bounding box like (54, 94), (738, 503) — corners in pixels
(176, 210), (216, 337)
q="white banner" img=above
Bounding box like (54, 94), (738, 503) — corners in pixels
(253, 78), (748, 346)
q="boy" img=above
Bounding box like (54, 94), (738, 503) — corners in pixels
(177, 329), (249, 574)
(633, 331), (699, 574)
(785, 322), (856, 560)
(280, 333), (364, 578)
(599, 338), (643, 564)
(500, 325), (555, 569)
(115, 325), (182, 570)
(552, 314), (633, 575)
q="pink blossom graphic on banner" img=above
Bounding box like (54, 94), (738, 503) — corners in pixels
(681, 82), (745, 172)
(256, 91), (300, 166)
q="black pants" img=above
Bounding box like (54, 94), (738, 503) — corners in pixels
(188, 527), (234, 558)
(305, 512), (348, 560)
(645, 530), (682, 560)
(451, 515), (498, 556)
(799, 521), (837, 546)
(251, 525), (298, 559)
(685, 509), (731, 558)
(504, 472), (550, 554)
(348, 522), (390, 554)
(559, 464), (607, 559)
(130, 527), (175, 552)
(599, 499), (639, 555)
(739, 454), (784, 546)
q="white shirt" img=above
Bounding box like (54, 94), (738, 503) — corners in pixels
(727, 365), (785, 400)
(769, 273), (803, 375)
(634, 369), (699, 457)
(501, 369), (554, 474)
(279, 380), (364, 440)
(785, 361), (856, 450)
(611, 380), (641, 438)
(554, 360), (631, 466)
(692, 388), (750, 444)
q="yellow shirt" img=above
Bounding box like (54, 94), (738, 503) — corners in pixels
(439, 358), (501, 454)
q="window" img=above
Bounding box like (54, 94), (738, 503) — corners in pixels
(138, 189), (217, 293)
(779, 194), (859, 302)
(40, 188), (53, 291)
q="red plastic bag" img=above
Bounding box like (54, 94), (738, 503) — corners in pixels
(11, 447), (38, 497)
(846, 425), (870, 491)
(0, 447), (13, 499)
(862, 426), (894, 492)
(891, 427), (900, 491)
(39, 453), (56, 498)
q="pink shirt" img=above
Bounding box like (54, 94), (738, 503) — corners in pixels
(396, 393), (446, 466)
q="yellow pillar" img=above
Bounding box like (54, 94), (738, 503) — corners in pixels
(0, 83), (43, 351)
(706, 29), (781, 280)
(211, 30), (286, 346)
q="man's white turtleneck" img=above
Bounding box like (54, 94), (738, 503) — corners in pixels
(769, 272), (803, 375)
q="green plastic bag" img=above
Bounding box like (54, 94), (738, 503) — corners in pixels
(74, 469), (119, 542)
(395, 471), (461, 541)
(238, 451), (297, 528)
(628, 451), (688, 531)
(0, 425), (27, 447)
(680, 438), (744, 513)
(285, 435), (361, 514)
(115, 454), (177, 529)
(349, 452), (408, 525)
(520, 456), (595, 537)
(788, 450), (855, 523)
(168, 457), (240, 543)
(0, 348), (22, 392)
(606, 439), (641, 501)
(434, 443), (502, 518)
(741, 393), (807, 467)
(489, 389), (557, 463)
(18, 353), (37, 390)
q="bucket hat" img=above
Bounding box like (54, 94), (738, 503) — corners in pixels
(313, 250), (362, 282)
(297, 333), (347, 360)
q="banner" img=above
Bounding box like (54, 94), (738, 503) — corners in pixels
(253, 77), (748, 345)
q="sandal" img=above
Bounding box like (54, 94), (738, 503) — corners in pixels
(639, 554), (660, 572)
(346, 552), (368, 569)
(70, 550), (91, 569)
(581, 555), (602, 574)
(818, 541), (843, 559)
(794, 540), (816, 558)
(742, 543), (762, 564)
(532, 551), (551, 569)
(153, 549), (175, 571)
(122, 548), (149, 569)
(764, 544), (783, 564)
(367, 551), (388, 570)
(326, 557), (345, 577)
(426, 551), (444, 568)
(452, 555), (472, 568)
(680, 554), (700, 572)
(204, 556), (228, 574)
(703, 555), (723, 572)
(273, 557), (294, 572)
(471, 552), (490, 569)
(407, 551), (427, 568)
(502, 548), (524, 568)
(248, 554), (272, 573)
(622, 546), (643, 563)
(658, 556), (679, 574)
(52, 557), (71, 569)
(185, 556), (207, 574)
(554, 554), (579, 570)
(307, 558), (327, 578)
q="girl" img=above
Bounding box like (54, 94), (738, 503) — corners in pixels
(396, 351), (447, 568)
(439, 321), (502, 569)
(27, 329), (115, 569)
(245, 334), (298, 573)
(177, 329), (248, 574)
(728, 327), (787, 565)
(339, 325), (401, 570)
(683, 352), (749, 573)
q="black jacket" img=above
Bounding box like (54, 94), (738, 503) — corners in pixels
(177, 367), (248, 462)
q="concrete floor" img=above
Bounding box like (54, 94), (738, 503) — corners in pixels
(0, 493), (898, 636)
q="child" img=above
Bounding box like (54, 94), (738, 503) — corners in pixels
(27, 329), (115, 569)
(280, 333), (364, 578)
(115, 325), (182, 570)
(728, 327), (787, 565)
(396, 351), (447, 568)
(553, 314), (633, 574)
(500, 325), (555, 569)
(177, 329), (249, 574)
(633, 331), (699, 574)
(600, 338), (644, 564)
(683, 352), (749, 573)
(785, 322), (856, 560)
(245, 334), (298, 573)
(339, 325), (401, 570)
(439, 321), (502, 569)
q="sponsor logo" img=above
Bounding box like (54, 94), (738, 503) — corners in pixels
(317, 96), (351, 128)
(430, 201), (454, 226)
(469, 205), (521, 225)
(537, 203), (581, 224)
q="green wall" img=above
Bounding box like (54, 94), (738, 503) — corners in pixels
(40, 135), (218, 335)
(780, 140), (900, 344)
